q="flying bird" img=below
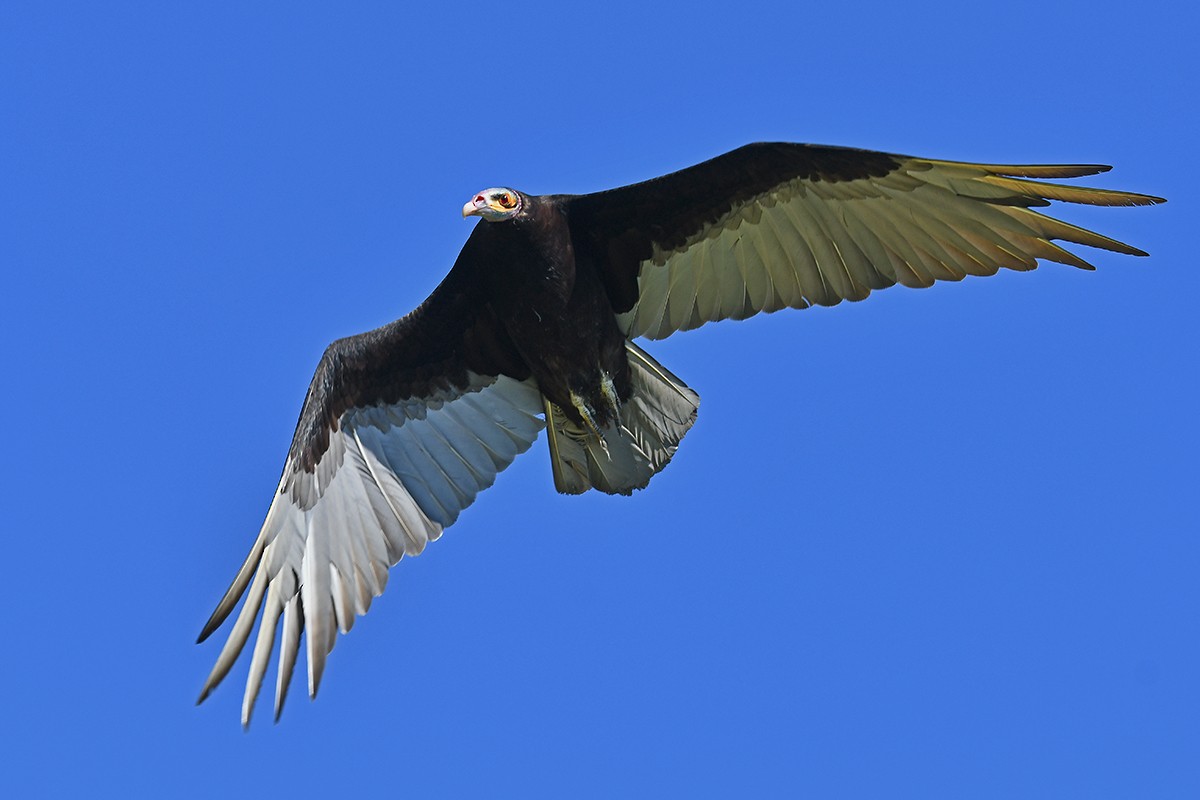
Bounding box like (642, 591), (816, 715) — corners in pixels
(197, 142), (1163, 726)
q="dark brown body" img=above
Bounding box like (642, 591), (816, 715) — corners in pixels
(465, 195), (631, 427)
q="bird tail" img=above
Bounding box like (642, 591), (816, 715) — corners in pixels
(544, 341), (700, 495)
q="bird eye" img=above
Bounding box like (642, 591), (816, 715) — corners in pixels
(498, 193), (516, 209)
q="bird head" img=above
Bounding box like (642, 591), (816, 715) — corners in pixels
(462, 187), (523, 222)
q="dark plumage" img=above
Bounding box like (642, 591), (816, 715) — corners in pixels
(197, 142), (1163, 726)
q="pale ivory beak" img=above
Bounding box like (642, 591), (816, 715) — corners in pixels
(462, 195), (487, 218)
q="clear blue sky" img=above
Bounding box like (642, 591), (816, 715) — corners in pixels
(3, 2), (1195, 797)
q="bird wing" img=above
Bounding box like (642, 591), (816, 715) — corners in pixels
(196, 259), (544, 727)
(565, 143), (1164, 340)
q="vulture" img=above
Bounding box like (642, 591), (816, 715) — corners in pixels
(197, 142), (1163, 726)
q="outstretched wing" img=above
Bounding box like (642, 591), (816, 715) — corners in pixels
(565, 143), (1164, 340)
(196, 257), (544, 727)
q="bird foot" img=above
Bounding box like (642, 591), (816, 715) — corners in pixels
(569, 391), (603, 439)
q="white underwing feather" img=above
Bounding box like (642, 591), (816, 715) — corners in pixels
(199, 374), (544, 722)
(620, 156), (1153, 340)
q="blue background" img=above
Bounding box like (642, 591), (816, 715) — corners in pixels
(4, 2), (1195, 797)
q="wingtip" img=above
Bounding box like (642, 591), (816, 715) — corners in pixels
(196, 611), (225, 644)
(1121, 193), (1167, 207)
(273, 687), (289, 723)
(1059, 164), (1113, 177)
(306, 637), (328, 701)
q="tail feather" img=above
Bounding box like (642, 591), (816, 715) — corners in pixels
(545, 341), (700, 495)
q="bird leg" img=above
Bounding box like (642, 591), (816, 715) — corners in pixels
(569, 391), (610, 457)
(598, 370), (621, 422)
(569, 391), (602, 437)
